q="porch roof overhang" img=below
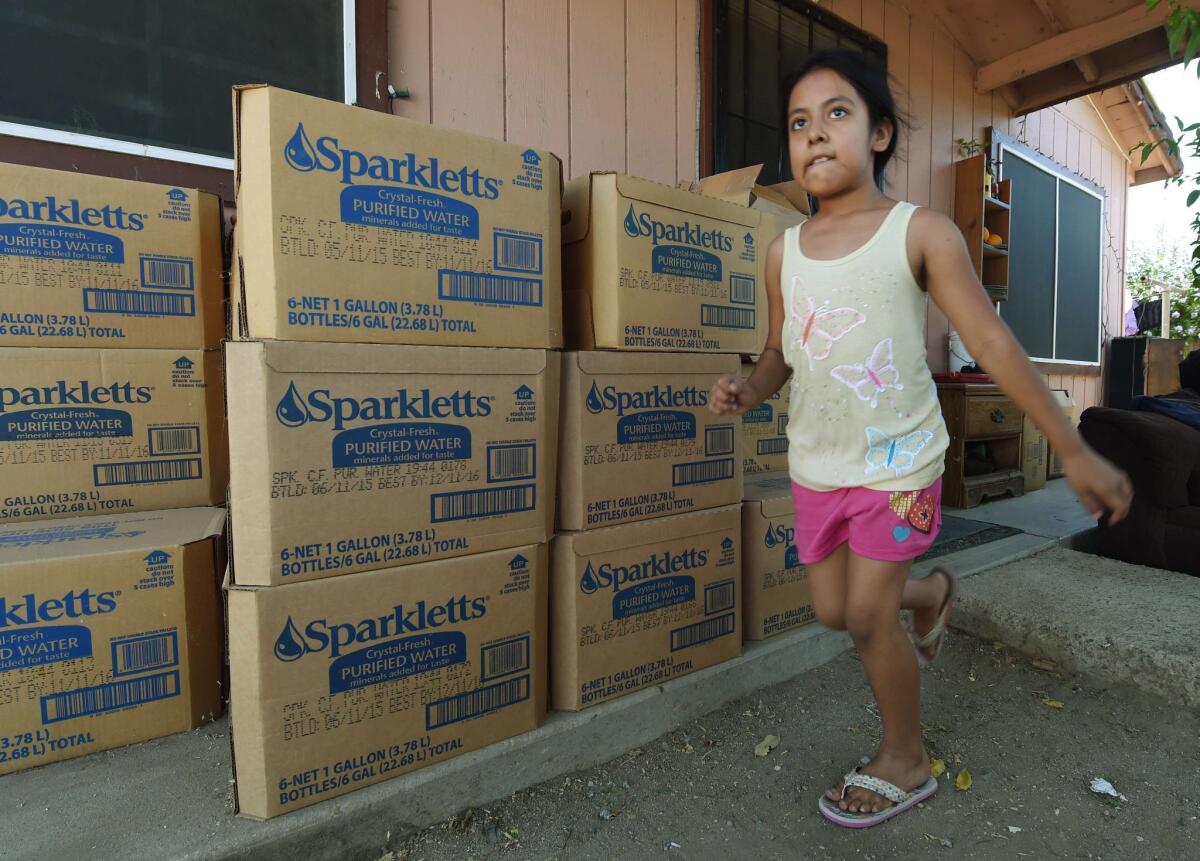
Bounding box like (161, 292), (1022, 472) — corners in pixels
(923, 0), (1190, 178)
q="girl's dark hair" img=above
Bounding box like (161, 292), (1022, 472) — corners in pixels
(782, 49), (905, 189)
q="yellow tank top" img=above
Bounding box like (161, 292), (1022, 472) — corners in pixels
(780, 202), (949, 492)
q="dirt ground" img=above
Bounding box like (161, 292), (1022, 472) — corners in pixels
(395, 632), (1199, 861)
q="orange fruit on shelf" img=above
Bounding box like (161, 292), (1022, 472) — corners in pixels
(986, 234), (1004, 246)
(982, 225), (990, 241)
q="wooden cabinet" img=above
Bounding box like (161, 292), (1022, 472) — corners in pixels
(938, 382), (1025, 508)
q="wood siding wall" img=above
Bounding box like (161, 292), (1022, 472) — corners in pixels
(387, 0), (699, 184)
(386, 0), (1128, 411)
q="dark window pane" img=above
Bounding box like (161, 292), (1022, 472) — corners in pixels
(746, 0), (781, 127)
(1002, 153), (1058, 360)
(726, 0), (746, 117)
(814, 22), (838, 52)
(0, 0), (345, 159)
(1055, 183), (1103, 363)
(747, 121), (784, 184)
(714, 0), (885, 179)
(726, 115), (746, 173)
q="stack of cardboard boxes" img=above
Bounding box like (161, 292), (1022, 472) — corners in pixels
(550, 174), (767, 711)
(222, 86), (563, 819)
(0, 164), (228, 774)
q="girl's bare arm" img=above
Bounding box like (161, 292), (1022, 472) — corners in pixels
(914, 208), (1132, 522)
(709, 233), (791, 415)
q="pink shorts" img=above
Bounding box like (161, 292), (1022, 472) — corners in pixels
(790, 478), (943, 564)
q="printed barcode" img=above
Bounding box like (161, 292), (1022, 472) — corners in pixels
(41, 671), (180, 723)
(431, 483), (536, 522)
(757, 437), (788, 455)
(112, 632), (178, 677)
(670, 613), (736, 652)
(140, 255), (195, 290)
(777, 413), (789, 435)
(438, 269), (543, 307)
(705, 425), (735, 456)
(83, 289), (195, 318)
(730, 274), (756, 305)
(672, 458), (734, 487)
(494, 232), (543, 274)
(480, 636), (531, 682)
(148, 425), (200, 455)
(700, 304), (755, 330)
(93, 457), (202, 487)
(487, 443), (535, 482)
(704, 580), (736, 615)
(426, 674), (530, 730)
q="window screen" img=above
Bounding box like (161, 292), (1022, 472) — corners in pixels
(714, 0), (886, 184)
(1000, 147), (1103, 364)
(0, 1), (347, 160)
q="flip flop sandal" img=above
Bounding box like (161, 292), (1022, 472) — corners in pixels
(818, 768), (939, 829)
(907, 566), (958, 666)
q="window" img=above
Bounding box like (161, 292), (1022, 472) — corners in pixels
(0, 1), (355, 169)
(998, 136), (1104, 365)
(713, 0), (885, 184)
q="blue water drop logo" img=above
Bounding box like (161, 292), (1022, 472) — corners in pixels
(579, 562), (601, 594)
(764, 524), (780, 549)
(275, 381), (311, 428)
(623, 204), (641, 238)
(585, 382), (605, 415)
(273, 616), (307, 662)
(283, 123), (317, 172)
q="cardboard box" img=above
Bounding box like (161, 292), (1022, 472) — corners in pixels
(561, 172), (764, 353)
(0, 348), (227, 524)
(232, 85), (562, 348)
(739, 360), (790, 475)
(1047, 390), (1078, 479)
(1021, 415), (1048, 493)
(690, 164), (809, 247)
(225, 341), (559, 585)
(227, 543), (547, 819)
(551, 506), (742, 710)
(558, 351), (741, 530)
(0, 163), (224, 349)
(0, 507), (225, 775)
(741, 474), (814, 640)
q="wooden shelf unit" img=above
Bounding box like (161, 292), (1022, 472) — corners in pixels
(953, 154), (1011, 306)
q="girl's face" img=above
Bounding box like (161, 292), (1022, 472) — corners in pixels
(786, 68), (892, 197)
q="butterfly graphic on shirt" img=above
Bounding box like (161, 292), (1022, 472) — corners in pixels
(830, 338), (904, 408)
(864, 427), (934, 476)
(790, 286), (865, 368)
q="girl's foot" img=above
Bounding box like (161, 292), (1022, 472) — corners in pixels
(824, 749), (932, 814)
(910, 568), (954, 663)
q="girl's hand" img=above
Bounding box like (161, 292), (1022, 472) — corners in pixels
(1062, 447), (1133, 525)
(708, 375), (758, 416)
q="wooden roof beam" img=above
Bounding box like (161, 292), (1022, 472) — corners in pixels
(1014, 47), (1177, 114)
(976, 2), (1171, 92)
(1031, 0), (1100, 82)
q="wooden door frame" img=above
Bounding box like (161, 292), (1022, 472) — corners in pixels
(0, 0), (389, 199)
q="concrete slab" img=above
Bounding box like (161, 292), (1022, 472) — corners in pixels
(951, 546), (1200, 710)
(912, 532), (1056, 580)
(0, 625), (853, 861)
(945, 478), (1095, 539)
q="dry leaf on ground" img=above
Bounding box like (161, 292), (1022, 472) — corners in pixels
(955, 768), (973, 791)
(754, 734), (780, 757)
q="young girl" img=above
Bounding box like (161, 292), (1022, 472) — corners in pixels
(709, 50), (1133, 829)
